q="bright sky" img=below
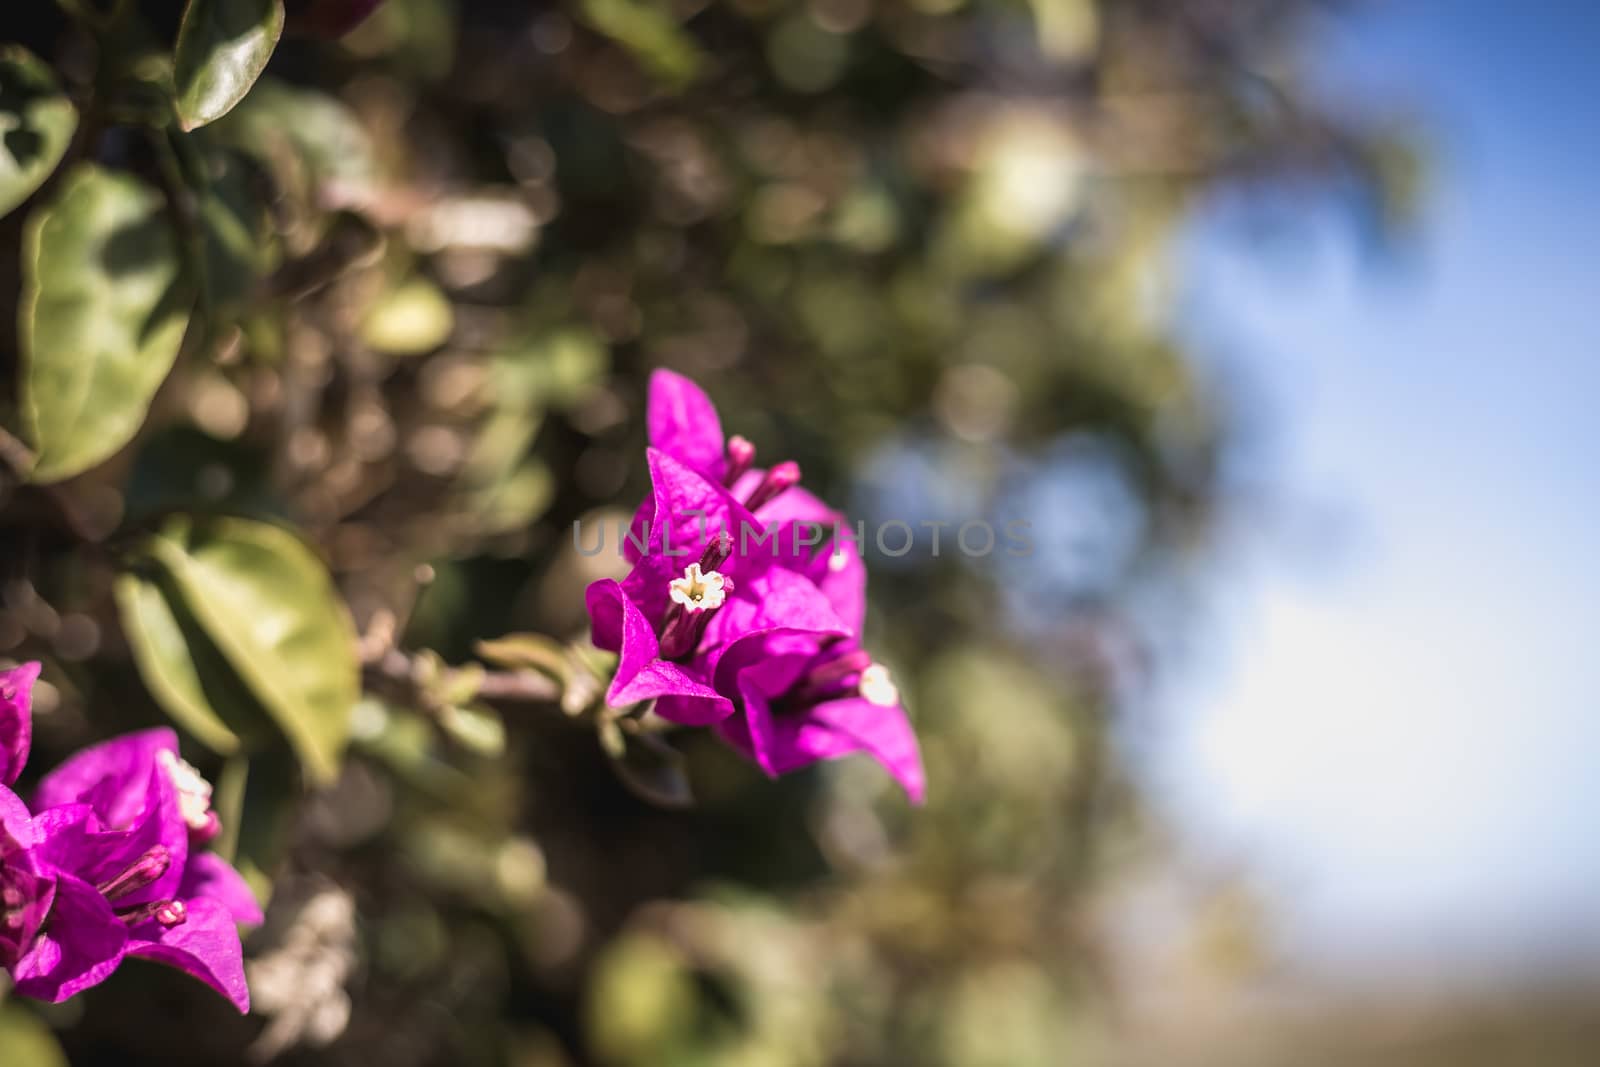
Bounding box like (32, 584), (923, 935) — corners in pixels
(1155, 0), (1600, 977)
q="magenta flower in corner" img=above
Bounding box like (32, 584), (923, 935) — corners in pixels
(1, 663), (53, 970)
(0, 663), (259, 1012)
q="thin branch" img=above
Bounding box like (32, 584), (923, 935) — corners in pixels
(361, 645), (563, 707)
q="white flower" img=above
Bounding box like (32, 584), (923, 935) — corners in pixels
(668, 563), (728, 612)
(859, 663), (899, 707)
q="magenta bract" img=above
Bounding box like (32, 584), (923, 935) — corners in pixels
(586, 372), (925, 801)
(0, 664), (259, 1012)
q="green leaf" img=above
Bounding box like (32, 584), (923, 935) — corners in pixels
(21, 165), (190, 483)
(0, 47), (77, 219)
(212, 78), (375, 197)
(114, 569), (277, 756)
(352, 698), (475, 799)
(461, 458), (554, 535)
(173, 0), (286, 131)
(481, 327), (606, 431)
(0, 1004), (67, 1067)
(431, 662), (484, 708)
(580, 0), (704, 88)
(438, 703), (506, 758)
(361, 276), (455, 356)
(101, 47), (179, 128)
(475, 633), (572, 680)
(147, 518), (359, 785)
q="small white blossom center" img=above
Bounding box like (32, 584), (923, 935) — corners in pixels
(859, 663), (899, 707)
(158, 748), (214, 832)
(669, 563), (728, 612)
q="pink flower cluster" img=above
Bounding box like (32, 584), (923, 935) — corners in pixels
(0, 664), (257, 1011)
(586, 372), (925, 801)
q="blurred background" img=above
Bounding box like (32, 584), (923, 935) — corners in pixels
(1, 0), (1596, 1063)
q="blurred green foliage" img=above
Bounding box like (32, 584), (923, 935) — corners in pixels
(0, 0), (1417, 1063)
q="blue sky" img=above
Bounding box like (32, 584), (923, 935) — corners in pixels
(1155, 0), (1600, 976)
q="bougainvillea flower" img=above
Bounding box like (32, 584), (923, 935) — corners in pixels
(646, 370), (829, 533)
(0, 789), (53, 971)
(588, 448), (848, 724)
(0, 664), (258, 1011)
(1, 664), (53, 969)
(0, 661), (38, 788)
(647, 368), (730, 485)
(645, 370), (872, 609)
(34, 728), (224, 848)
(31, 728), (260, 927)
(712, 574), (924, 802)
(592, 372), (924, 798)
(769, 527), (924, 801)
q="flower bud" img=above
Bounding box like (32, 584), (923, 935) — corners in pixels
(96, 845), (172, 903)
(744, 461), (801, 511)
(725, 435), (757, 486)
